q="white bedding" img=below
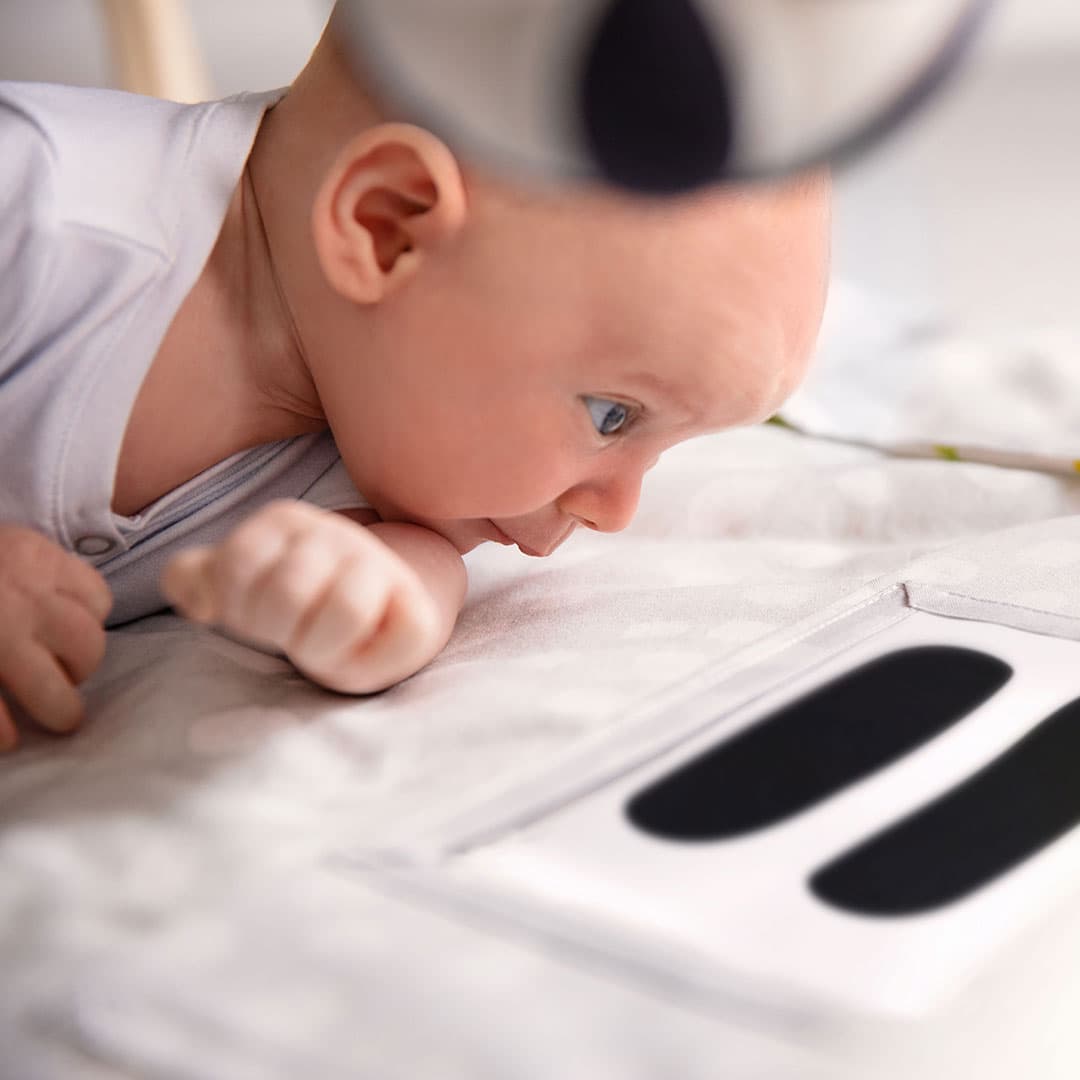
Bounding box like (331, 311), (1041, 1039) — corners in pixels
(4, 290), (1080, 1079)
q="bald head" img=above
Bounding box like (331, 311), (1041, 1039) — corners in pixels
(247, 10), (832, 551)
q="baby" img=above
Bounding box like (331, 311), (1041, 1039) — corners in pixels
(0, 10), (830, 752)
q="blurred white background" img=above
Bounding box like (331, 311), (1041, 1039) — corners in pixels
(0, 0), (1076, 336)
(833, 1), (1080, 335)
(0, 0), (334, 95)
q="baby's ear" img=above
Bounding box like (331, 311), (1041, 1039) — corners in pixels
(312, 123), (467, 305)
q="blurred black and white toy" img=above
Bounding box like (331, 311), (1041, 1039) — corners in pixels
(334, 0), (992, 193)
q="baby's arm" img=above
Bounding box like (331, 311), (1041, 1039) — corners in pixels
(162, 501), (466, 694)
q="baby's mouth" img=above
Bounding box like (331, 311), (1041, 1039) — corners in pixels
(497, 522), (578, 558)
(486, 520), (544, 556)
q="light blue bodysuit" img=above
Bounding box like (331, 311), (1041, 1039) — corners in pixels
(0, 82), (367, 625)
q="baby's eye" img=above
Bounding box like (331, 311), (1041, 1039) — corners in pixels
(585, 396), (631, 436)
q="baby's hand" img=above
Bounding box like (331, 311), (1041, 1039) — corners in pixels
(0, 525), (113, 750)
(161, 501), (446, 694)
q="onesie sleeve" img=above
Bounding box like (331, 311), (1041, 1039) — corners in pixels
(0, 87), (59, 377)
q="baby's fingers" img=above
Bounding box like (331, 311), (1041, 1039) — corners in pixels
(244, 530), (350, 648)
(162, 548), (218, 622)
(289, 557), (396, 687)
(38, 594), (108, 686)
(56, 555), (113, 623)
(0, 641), (85, 736)
(179, 504), (316, 628)
(293, 561), (441, 694)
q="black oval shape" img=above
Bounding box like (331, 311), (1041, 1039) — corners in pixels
(580, 0), (734, 194)
(811, 694), (1080, 916)
(626, 646), (1012, 841)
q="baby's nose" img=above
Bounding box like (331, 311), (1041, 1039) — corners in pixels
(560, 469), (643, 534)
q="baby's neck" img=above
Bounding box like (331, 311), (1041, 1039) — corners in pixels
(112, 148), (326, 517)
(114, 33), (392, 517)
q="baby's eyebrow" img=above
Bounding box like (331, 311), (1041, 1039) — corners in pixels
(624, 369), (698, 421)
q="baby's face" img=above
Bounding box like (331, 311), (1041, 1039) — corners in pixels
(321, 176), (830, 556)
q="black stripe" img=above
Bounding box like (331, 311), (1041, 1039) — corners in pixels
(812, 694), (1080, 916)
(626, 647), (1012, 841)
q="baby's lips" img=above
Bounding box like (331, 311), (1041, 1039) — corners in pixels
(487, 520), (577, 556)
(518, 524), (579, 558)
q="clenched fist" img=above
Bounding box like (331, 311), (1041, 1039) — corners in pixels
(162, 500), (465, 694)
(0, 525), (113, 750)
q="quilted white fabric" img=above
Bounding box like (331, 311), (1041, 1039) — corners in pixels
(784, 282), (1080, 475)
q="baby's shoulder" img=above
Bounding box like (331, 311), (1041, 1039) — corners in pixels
(0, 82), (188, 244)
(0, 84), (63, 364)
(0, 82), (191, 369)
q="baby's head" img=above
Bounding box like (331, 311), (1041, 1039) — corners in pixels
(256, 19), (831, 557)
